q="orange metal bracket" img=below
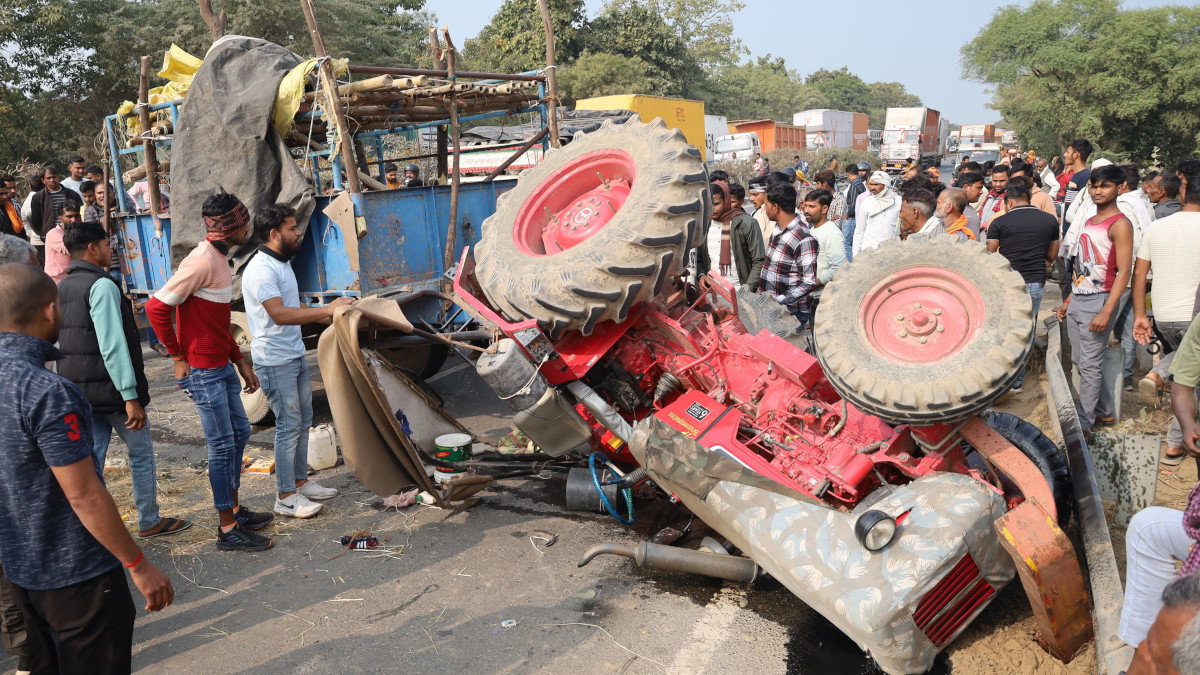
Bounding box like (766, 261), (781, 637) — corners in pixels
(960, 417), (1058, 523)
(994, 499), (1093, 661)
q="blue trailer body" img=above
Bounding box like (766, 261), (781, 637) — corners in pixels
(103, 77), (539, 329)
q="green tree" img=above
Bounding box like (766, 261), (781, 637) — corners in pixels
(866, 81), (922, 128)
(805, 67), (873, 117)
(708, 56), (824, 122)
(465, 0), (585, 73)
(557, 51), (653, 104)
(961, 0), (1200, 165)
(602, 0), (746, 72)
(583, 1), (702, 97)
(0, 0), (436, 165)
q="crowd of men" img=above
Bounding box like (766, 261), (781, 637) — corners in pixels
(0, 178), (347, 671)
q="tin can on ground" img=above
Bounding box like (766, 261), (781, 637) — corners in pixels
(434, 433), (472, 482)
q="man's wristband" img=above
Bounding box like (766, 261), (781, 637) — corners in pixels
(124, 551), (144, 568)
(170, 353), (186, 362)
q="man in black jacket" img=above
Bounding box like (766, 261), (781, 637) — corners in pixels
(56, 222), (190, 539)
(27, 166), (82, 257)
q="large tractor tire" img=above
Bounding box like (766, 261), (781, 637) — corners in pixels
(474, 118), (709, 338)
(979, 410), (1073, 525)
(814, 234), (1033, 426)
(230, 313), (274, 426)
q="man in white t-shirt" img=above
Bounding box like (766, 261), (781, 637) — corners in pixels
(800, 188), (846, 323)
(1132, 168), (1200, 464)
(243, 204), (352, 519)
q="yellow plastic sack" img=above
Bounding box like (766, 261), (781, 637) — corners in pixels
(273, 57), (349, 140)
(157, 44), (202, 85)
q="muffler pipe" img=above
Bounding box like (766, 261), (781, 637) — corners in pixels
(578, 541), (758, 583)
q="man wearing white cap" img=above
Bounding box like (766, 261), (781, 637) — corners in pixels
(852, 171), (901, 256)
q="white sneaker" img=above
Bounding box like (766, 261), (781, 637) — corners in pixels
(274, 493), (323, 518)
(299, 481), (338, 500)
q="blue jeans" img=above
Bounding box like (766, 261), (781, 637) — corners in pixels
(92, 412), (161, 532)
(791, 311), (810, 328)
(1012, 283), (1046, 389)
(256, 358), (313, 495)
(842, 217), (855, 262)
(177, 363), (251, 511)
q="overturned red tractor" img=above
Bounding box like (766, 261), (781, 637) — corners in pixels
(453, 119), (1092, 674)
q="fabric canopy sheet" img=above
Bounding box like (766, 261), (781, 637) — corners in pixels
(170, 35), (315, 297)
(318, 298), (477, 504)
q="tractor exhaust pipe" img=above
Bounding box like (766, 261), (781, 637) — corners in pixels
(578, 541), (758, 583)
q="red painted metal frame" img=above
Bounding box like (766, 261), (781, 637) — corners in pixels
(455, 256), (1053, 514)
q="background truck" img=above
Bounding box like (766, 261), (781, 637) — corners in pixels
(575, 94), (707, 159)
(791, 109), (869, 151)
(704, 114), (728, 162)
(879, 106), (942, 172)
(958, 124), (996, 147)
(714, 119), (806, 162)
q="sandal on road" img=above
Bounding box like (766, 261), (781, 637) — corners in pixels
(1162, 449), (1188, 466)
(138, 517), (193, 539)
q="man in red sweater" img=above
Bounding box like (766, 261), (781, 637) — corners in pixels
(146, 193), (274, 552)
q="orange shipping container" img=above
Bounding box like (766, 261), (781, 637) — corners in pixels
(729, 120), (806, 153)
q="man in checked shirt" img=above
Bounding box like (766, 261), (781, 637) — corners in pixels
(757, 183), (819, 327)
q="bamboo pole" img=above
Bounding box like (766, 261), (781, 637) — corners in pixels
(442, 26), (461, 295)
(535, 0), (561, 148)
(299, 0), (361, 195)
(137, 56), (164, 221)
(302, 74), (407, 102)
(349, 64), (546, 82)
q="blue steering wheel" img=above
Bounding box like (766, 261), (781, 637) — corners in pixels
(589, 452), (635, 525)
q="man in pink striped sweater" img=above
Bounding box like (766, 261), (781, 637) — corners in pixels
(146, 193), (274, 553)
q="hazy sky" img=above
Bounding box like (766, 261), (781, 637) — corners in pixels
(427, 0), (1173, 125)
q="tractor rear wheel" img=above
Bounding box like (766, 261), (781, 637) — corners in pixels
(473, 119), (709, 338)
(978, 410), (1073, 525)
(814, 233), (1033, 425)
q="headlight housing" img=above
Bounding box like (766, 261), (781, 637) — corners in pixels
(854, 510), (897, 551)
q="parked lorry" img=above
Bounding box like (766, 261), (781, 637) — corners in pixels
(879, 106), (942, 172)
(959, 124), (997, 146)
(575, 94), (707, 160)
(703, 114), (728, 162)
(792, 109), (869, 151)
(452, 118), (1106, 674)
(714, 120), (806, 163)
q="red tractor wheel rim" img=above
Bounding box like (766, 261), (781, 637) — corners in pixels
(513, 149), (635, 256)
(859, 266), (985, 363)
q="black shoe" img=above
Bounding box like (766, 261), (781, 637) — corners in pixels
(216, 524), (273, 552)
(235, 505), (274, 531)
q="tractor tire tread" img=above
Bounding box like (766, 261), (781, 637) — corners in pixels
(474, 119), (706, 337)
(814, 234), (1033, 425)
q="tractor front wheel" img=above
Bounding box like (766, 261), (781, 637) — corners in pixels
(814, 234), (1034, 425)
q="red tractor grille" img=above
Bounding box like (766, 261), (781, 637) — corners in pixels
(912, 554), (995, 647)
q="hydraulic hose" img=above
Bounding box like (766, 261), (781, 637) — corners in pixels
(578, 541), (758, 583)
